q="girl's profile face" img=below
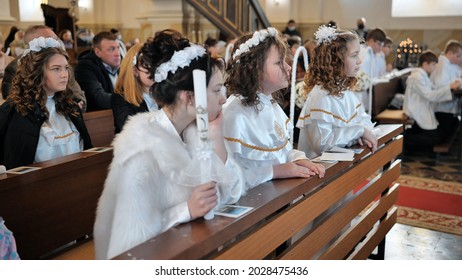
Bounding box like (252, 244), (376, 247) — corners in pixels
(344, 39), (362, 77)
(136, 65), (154, 90)
(260, 45), (291, 95)
(43, 54), (69, 96)
(206, 67), (227, 121)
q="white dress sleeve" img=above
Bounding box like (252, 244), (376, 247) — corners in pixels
(105, 153), (190, 259)
(219, 156), (247, 202)
(287, 149), (308, 162)
(232, 154), (273, 190)
(303, 118), (364, 157)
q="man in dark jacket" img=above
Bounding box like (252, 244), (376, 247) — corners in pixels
(75, 31), (121, 111)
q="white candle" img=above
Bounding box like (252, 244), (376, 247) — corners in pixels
(193, 69), (208, 142)
(192, 69), (214, 220)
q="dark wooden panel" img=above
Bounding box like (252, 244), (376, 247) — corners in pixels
(0, 151), (112, 259)
(185, 0), (270, 39)
(83, 109), (115, 147)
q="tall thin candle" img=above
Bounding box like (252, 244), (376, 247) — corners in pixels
(192, 69), (214, 220)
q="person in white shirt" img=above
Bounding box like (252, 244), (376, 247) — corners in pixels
(94, 30), (246, 259)
(296, 25), (377, 159)
(431, 40), (462, 138)
(355, 28), (387, 111)
(404, 51), (461, 152)
(380, 37), (394, 73)
(223, 27), (325, 189)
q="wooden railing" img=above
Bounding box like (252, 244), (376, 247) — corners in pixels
(114, 124), (403, 260)
(185, 0), (271, 39)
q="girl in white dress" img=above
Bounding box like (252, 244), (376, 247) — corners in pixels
(94, 30), (245, 259)
(297, 26), (377, 159)
(223, 27), (325, 189)
(0, 37), (92, 169)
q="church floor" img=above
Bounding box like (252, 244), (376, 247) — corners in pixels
(384, 139), (462, 260)
(384, 223), (462, 260)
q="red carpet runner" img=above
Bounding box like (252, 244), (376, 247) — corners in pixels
(395, 175), (462, 235)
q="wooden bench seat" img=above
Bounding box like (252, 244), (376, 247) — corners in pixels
(53, 240), (95, 260)
(372, 75), (410, 125)
(375, 109), (414, 125)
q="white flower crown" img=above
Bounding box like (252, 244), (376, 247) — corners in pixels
(21, 37), (63, 57)
(314, 25), (352, 46)
(154, 45), (206, 83)
(232, 27), (278, 61)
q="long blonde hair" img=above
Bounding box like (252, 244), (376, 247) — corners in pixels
(114, 44), (146, 106)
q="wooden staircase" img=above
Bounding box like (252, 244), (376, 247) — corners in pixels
(184, 0), (271, 39)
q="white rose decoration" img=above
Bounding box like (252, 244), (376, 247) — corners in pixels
(232, 27), (279, 61)
(154, 45), (206, 83)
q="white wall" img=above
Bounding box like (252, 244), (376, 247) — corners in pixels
(264, 0), (462, 30)
(0, 0), (16, 21)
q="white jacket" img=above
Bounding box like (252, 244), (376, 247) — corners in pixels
(94, 109), (245, 259)
(404, 68), (452, 130)
(431, 55), (460, 114)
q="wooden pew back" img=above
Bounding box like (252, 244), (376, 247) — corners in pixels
(372, 77), (402, 118)
(372, 77), (413, 125)
(0, 150), (112, 259)
(113, 125), (403, 260)
(83, 109), (115, 147)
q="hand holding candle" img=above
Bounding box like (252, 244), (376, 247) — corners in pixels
(193, 69), (215, 220)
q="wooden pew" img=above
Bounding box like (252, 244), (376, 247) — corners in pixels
(0, 150), (112, 259)
(372, 76), (413, 125)
(83, 109), (115, 147)
(113, 124), (403, 260)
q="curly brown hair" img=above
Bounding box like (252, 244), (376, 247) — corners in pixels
(304, 30), (359, 98)
(9, 47), (79, 118)
(225, 29), (288, 110)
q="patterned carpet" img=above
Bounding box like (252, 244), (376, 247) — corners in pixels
(395, 175), (462, 235)
(398, 141), (462, 235)
(401, 153), (462, 183)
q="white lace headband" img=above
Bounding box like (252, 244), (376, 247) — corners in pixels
(314, 25), (352, 46)
(154, 45), (206, 83)
(21, 37), (63, 58)
(232, 27), (278, 61)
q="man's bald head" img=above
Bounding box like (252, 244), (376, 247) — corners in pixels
(24, 25), (58, 44)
